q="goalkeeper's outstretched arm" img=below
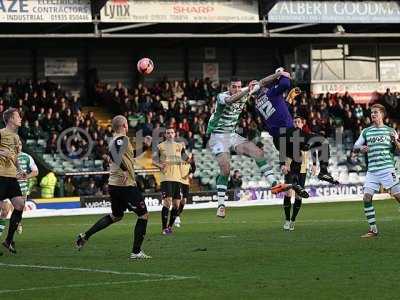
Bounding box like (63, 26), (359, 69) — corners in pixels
(259, 68), (291, 87)
(224, 88), (250, 104)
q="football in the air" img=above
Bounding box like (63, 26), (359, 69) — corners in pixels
(137, 58), (154, 75)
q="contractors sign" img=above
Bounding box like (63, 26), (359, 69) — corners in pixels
(101, 0), (259, 23)
(0, 0), (92, 23)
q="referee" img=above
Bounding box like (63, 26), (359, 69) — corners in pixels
(282, 115), (317, 231)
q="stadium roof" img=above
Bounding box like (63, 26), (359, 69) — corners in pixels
(0, 0), (400, 38)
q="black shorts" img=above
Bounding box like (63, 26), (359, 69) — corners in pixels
(284, 171), (306, 188)
(273, 130), (329, 165)
(181, 184), (189, 200)
(0, 176), (22, 201)
(161, 181), (181, 200)
(108, 185), (148, 218)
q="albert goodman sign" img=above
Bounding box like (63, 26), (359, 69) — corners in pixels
(268, 1), (400, 23)
(100, 0), (259, 23)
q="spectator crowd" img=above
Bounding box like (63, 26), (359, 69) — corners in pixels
(1, 77), (399, 197)
(96, 78), (400, 150)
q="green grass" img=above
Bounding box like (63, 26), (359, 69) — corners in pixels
(1, 200), (400, 300)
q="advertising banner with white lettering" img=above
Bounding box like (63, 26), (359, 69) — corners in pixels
(235, 184), (365, 201)
(268, 1), (400, 23)
(311, 81), (400, 103)
(80, 194), (164, 209)
(0, 0), (92, 23)
(45, 58), (78, 77)
(101, 0), (259, 23)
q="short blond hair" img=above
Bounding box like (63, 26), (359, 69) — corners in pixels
(112, 115), (127, 131)
(371, 104), (386, 117)
(3, 107), (18, 124)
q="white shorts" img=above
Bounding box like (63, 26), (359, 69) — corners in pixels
(208, 133), (248, 155)
(363, 168), (400, 194)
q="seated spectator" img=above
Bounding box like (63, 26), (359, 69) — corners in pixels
(37, 107), (46, 121)
(45, 133), (58, 154)
(81, 179), (99, 196)
(27, 105), (38, 123)
(186, 131), (195, 151)
(53, 112), (64, 132)
(19, 120), (31, 140)
(41, 112), (54, 132)
(68, 145), (79, 160)
(180, 117), (190, 133)
(346, 150), (365, 173)
(71, 95), (81, 113)
(31, 120), (46, 140)
(354, 104), (364, 119)
(228, 170), (243, 190)
(141, 117), (154, 137)
(94, 139), (108, 160)
(172, 80), (184, 99)
(64, 176), (76, 196)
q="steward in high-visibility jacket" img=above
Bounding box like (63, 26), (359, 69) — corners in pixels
(40, 172), (57, 198)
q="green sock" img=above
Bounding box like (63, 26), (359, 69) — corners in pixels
(0, 219), (6, 237)
(256, 159), (276, 185)
(364, 202), (377, 233)
(216, 175), (229, 207)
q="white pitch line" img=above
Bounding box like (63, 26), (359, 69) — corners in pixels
(0, 263), (195, 280)
(0, 278), (180, 294)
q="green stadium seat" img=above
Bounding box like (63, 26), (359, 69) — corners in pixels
(26, 139), (35, 146)
(37, 139), (46, 148)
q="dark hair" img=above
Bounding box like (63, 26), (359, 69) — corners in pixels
(3, 107), (18, 124)
(294, 115), (306, 120)
(230, 77), (241, 83)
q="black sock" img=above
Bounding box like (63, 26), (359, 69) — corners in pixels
(177, 203), (185, 216)
(320, 162), (328, 174)
(291, 197), (302, 221)
(132, 218), (147, 254)
(6, 209), (23, 243)
(161, 206), (169, 229)
(283, 196), (291, 221)
(85, 215), (114, 239)
(168, 207), (178, 228)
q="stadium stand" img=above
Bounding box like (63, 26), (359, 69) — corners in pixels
(1, 77), (399, 196)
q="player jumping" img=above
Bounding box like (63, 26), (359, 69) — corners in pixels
(250, 68), (339, 186)
(353, 104), (400, 238)
(207, 75), (308, 218)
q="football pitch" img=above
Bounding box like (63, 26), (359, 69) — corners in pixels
(1, 200), (400, 300)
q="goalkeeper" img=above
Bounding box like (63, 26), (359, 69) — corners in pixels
(250, 69), (339, 185)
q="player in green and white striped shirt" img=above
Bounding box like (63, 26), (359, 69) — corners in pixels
(207, 72), (307, 218)
(16, 140), (38, 234)
(0, 140), (38, 237)
(353, 104), (400, 238)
